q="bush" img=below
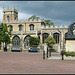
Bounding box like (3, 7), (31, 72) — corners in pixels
(64, 51), (75, 56)
(29, 37), (40, 47)
(45, 36), (55, 48)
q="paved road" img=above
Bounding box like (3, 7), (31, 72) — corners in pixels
(0, 52), (75, 74)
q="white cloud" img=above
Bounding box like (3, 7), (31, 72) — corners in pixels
(18, 12), (32, 20)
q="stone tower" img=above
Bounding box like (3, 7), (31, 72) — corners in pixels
(3, 4), (18, 22)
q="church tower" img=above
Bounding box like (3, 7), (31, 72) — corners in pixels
(3, 4), (18, 22)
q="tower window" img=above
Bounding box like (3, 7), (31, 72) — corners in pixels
(7, 16), (10, 22)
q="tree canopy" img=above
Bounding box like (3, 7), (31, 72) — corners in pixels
(0, 23), (12, 44)
(28, 15), (40, 20)
(29, 36), (40, 47)
(28, 15), (54, 26)
(45, 36), (55, 48)
(45, 20), (54, 26)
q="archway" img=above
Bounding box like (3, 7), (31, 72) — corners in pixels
(12, 35), (21, 51)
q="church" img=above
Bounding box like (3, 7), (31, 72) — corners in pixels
(0, 4), (68, 52)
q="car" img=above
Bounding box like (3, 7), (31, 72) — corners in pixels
(28, 47), (39, 52)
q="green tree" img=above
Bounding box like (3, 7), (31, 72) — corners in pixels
(28, 15), (54, 26)
(45, 36), (55, 48)
(45, 20), (54, 27)
(29, 37), (40, 47)
(28, 15), (40, 20)
(0, 23), (12, 48)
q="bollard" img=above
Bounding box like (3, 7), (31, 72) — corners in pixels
(47, 48), (48, 58)
(61, 50), (64, 60)
(49, 49), (51, 57)
(62, 54), (64, 60)
(43, 50), (45, 59)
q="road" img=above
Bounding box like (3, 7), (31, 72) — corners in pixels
(0, 52), (75, 74)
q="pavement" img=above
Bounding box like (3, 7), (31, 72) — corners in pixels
(0, 52), (75, 74)
(48, 53), (75, 60)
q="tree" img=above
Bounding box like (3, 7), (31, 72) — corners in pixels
(28, 15), (40, 20)
(29, 37), (40, 47)
(0, 23), (12, 50)
(45, 20), (54, 27)
(28, 15), (54, 26)
(45, 36), (55, 48)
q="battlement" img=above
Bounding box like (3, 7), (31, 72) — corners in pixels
(25, 18), (44, 23)
(3, 18), (44, 24)
(41, 25), (68, 29)
(3, 8), (18, 13)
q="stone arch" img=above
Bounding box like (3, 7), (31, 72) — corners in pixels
(12, 35), (20, 48)
(53, 32), (59, 43)
(24, 35), (31, 48)
(42, 33), (49, 43)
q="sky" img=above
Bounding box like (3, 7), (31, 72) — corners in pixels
(0, 1), (75, 26)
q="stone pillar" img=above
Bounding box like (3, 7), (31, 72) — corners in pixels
(40, 32), (43, 50)
(1, 42), (3, 52)
(61, 31), (64, 50)
(9, 43), (12, 52)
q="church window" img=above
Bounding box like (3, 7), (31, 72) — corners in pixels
(19, 25), (23, 31)
(53, 33), (59, 43)
(42, 33), (49, 43)
(29, 24), (34, 30)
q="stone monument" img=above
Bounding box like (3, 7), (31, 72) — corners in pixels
(65, 22), (75, 52)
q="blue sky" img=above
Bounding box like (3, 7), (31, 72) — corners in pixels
(0, 1), (75, 26)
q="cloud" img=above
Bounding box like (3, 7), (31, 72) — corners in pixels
(0, 1), (75, 25)
(18, 12), (32, 20)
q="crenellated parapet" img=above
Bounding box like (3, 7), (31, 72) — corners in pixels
(41, 25), (68, 29)
(25, 18), (44, 23)
(3, 18), (44, 24)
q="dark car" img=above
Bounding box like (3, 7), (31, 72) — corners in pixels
(28, 47), (39, 52)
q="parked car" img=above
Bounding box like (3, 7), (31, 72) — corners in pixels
(28, 47), (39, 52)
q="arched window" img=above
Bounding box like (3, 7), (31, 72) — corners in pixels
(19, 25), (23, 31)
(7, 16), (10, 22)
(53, 33), (59, 43)
(8, 25), (13, 31)
(29, 24), (34, 30)
(42, 33), (49, 43)
(24, 35), (31, 48)
(12, 35), (20, 48)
